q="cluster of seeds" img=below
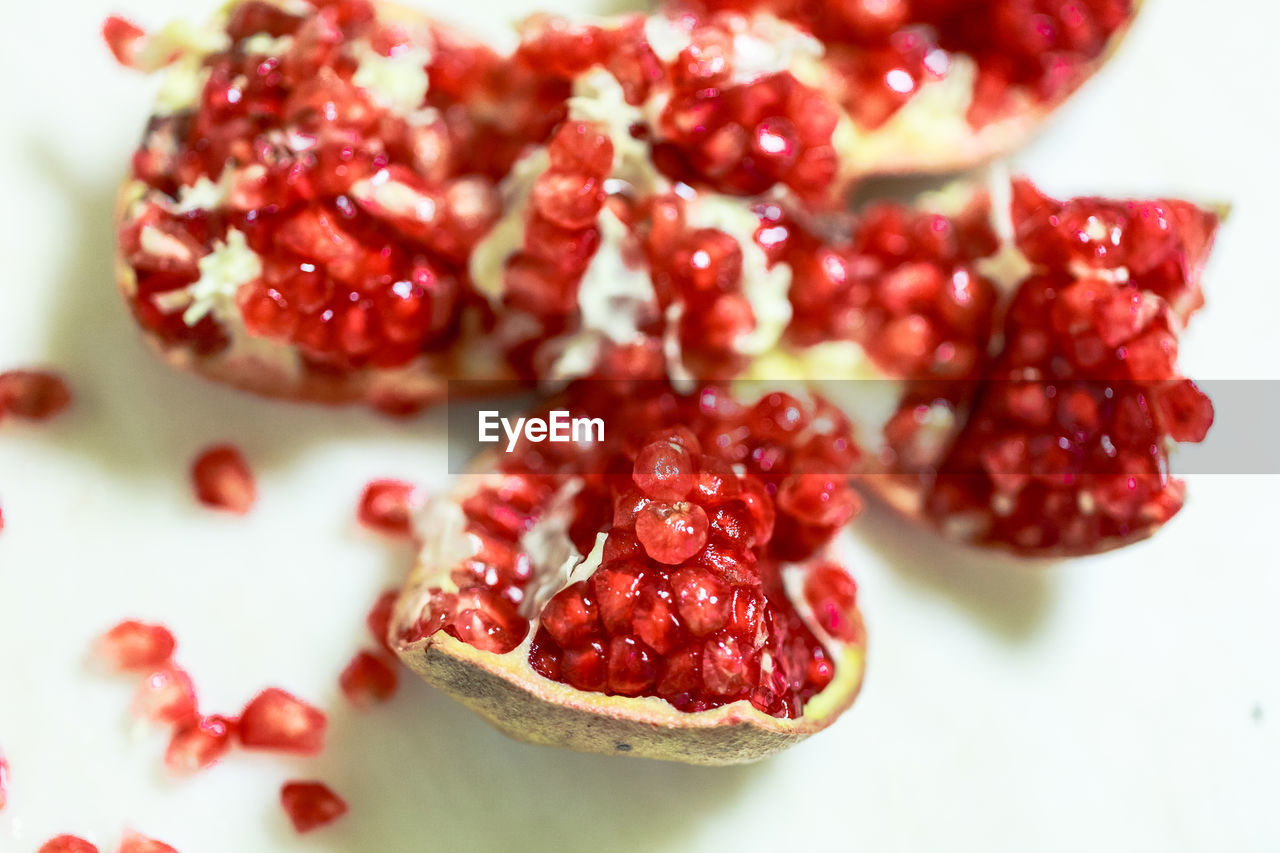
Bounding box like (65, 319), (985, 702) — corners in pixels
(398, 382), (862, 717)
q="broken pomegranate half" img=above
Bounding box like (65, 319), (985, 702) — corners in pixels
(676, 0), (1137, 175)
(110, 0), (511, 411)
(391, 382), (865, 764)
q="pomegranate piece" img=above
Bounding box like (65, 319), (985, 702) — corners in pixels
(0, 748), (8, 812)
(113, 0), (504, 394)
(38, 837), (99, 853)
(356, 479), (424, 537)
(190, 444), (256, 514)
(0, 369), (72, 421)
(132, 666), (198, 725)
(102, 15), (146, 68)
(94, 621), (176, 671)
(165, 714), (236, 773)
(339, 651), (399, 707)
(117, 830), (179, 853)
(280, 781), (348, 833)
(238, 688), (327, 755)
(393, 381), (867, 763)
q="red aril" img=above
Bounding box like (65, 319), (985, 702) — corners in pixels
(280, 781), (348, 833)
(165, 715), (236, 773)
(191, 445), (256, 515)
(94, 621), (176, 671)
(238, 688), (327, 754)
(117, 830), (180, 853)
(132, 666), (198, 725)
(366, 589), (399, 655)
(38, 837), (99, 853)
(356, 479), (424, 537)
(0, 748), (8, 812)
(339, 651), (399, 707)
(0, 369), (72, 421)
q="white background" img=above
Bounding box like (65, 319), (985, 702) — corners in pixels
(1, 0), (1277, 850)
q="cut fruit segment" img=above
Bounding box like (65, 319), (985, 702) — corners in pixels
(111, 0), (512, 409)
(393, 381), (865, 764)
(678, 0), (1137, 175)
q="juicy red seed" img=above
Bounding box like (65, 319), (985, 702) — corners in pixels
(540, 581), (600, 648)
(238, 688), (327, 754)
(531, 171), (606, 231)
(133, 666), (198, 725)
(102, 15), (146, 67)
(701, 634), (751, 695)
(366, 590), (399, 654)
(735, 478), (775, 546)
(166, 715), (236, 773)
(0, 369), (72, 420)
(356, 479), (424, 536)
(632, 440), (696, 501)
(94, 621), (176, 670)
(803, 564), (861, 642)
(548, 121), (614, 175)
(561, 641), (607, 691)
(280, 781), (348, 834)
(775, 474), (862, 528)
(339, 651), (399, 707)
(606, 636), (659, 696)
(635, 502), (709, 564)
(0, 748), (8, 812)
(445, 588), (529, 654)
(191, 445), (256, 514)
(117, 830), (180, 853)
(670, 567), (731, 636)
(38, 837), (99, 853)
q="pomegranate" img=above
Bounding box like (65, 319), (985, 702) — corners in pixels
(117, 831), (180, 853)
(678, 0), (1137, 174)
(190, 444), (256, 514)
(165, 714), (237, 773)
(793, 179), (1219, 555)
(391, 381), (865, 764)
(356, 478), (424, 536)
(133, 665), (199, 725)
(237, 687), (327, 754)
(339, 650), (399, 706)
(94, 620), (177, 671)
(0, 369), (72, 421)
(280, 781), (348, 833)
(111, 0), (511, 410)
(38, 837), (99, 853)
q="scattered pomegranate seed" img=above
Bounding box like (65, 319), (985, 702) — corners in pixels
(339, 651), (400, 707)
(0, 369), (72, 421)
(0, 747), (8, 812)
(165, 714), (236, 773)
(94, 621), (176, 671)
(356, 479), (424, 537)
(102, 15), (146, 68)
(238, 688), (327, 755)
(280, 781), (348, 833)
(37, 837), (99, 853)
(132, 666), (198, 725)
(190, 444), (256, 515)
(803, 564), (862, 642)
(117, 830), (179, 853)
(366, 590), (399, 655)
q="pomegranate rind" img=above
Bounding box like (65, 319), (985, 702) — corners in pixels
(391, 463), (865, 765)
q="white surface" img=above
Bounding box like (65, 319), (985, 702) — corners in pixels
(1, 0), (1278, 850)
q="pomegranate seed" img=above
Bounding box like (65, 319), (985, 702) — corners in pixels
(339, 651), (399, 707)
(0, 370), (71, 420)
(190, 445), (256, 514)
(94, 621), (175, 671)
(0, 748), (8, 812)
(238, 688), (327, 754)
(102, 15), (146, 68)
(38, 837), (99, 853)
(606, 636), (659, 696)
(803, 564), (861, 642)
(635, 502), (709, 564)
(366, 589), (399, 654)
(165, 715), (236, 773)
(632, 439), (696, 502)
(280, 781), (348, 833)
(133, 666), (198, 725)
(117, 830), (179, 853)
(670, 568), (730, 637)
(356, 479), (424, 537)
(540, 581), (600, 648)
